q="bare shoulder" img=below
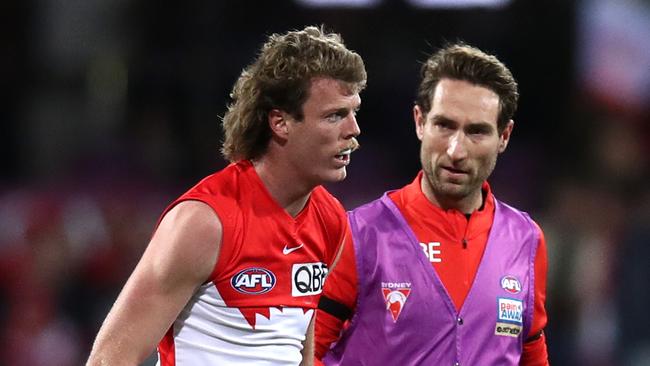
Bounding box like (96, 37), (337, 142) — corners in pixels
(85, 200), (223, 364)
(147, 200), (223, 286)
(161, 200), (223, 237)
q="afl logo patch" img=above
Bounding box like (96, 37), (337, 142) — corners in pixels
(231, 267), (276, 295)
(500, 275), (521, 294)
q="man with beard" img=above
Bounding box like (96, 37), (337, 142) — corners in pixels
(315, 43), (549, 365)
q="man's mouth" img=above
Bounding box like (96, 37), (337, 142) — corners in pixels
(335, 148), (352, 162)
(335, 138), (359, 163)
(441, 166), (468, 176)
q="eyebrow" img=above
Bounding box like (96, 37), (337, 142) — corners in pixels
(431, 114), (494, 129)
(430, 115), (455, 125)
(322, 105), (360, 116)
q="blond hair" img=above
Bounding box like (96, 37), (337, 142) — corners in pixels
(221, 26), (367, 162)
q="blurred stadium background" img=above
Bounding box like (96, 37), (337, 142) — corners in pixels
(1, 0), (649, 365)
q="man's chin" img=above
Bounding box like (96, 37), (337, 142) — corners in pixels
(321, 167), (348, 184)
(438, 182), (471, 198)
(332, 167), (348, 182)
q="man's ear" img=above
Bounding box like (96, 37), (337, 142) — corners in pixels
(268, 109), (289, 139)
(414, 105), (425, 141)
(498, 120), (515, 153)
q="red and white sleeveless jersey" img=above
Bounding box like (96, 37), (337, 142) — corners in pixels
(157, 160), (347, 365)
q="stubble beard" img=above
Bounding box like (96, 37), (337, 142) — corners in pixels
(429, 168), (474, 200)
(420, 145), (499, 209)
(421, 156), (481, 203)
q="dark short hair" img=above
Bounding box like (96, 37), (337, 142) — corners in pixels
(415, 43), (518, 132)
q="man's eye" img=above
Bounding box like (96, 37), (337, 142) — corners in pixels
(327, 112), (347, 122)
(435, 122), (453, 130)
(467, 127), (491, 135)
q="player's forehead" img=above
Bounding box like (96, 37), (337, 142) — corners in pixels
(304, 77), (361, 111)
(429, 78), (499, 126)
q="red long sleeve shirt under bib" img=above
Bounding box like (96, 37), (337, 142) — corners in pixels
(316, 172), (549, 365)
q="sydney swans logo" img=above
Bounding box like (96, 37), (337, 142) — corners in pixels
(381, 282), (412, 322)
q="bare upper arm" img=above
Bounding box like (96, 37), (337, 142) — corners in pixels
(87, 200), (222, 365)
(146, 200), (222, 290)
(300, 314), (315, 366)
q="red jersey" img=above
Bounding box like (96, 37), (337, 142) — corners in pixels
(316, 172), (549, 365)
(158, 160), (348, 365)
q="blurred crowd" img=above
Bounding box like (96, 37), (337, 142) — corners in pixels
(0, 179), (173, 365)
(539, 105), (650, 366)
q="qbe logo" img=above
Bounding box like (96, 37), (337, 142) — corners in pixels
(231, 267), (276, 295)
(292, 262), (328, 297)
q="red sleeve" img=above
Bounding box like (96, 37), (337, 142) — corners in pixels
(520, 224), (549, 366)
(314, 234), (358, 360)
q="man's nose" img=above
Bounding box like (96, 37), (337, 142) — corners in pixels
(344, 114), (361, 138)
(446, 131), (468, 160)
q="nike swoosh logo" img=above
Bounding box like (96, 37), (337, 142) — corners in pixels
(283, 243), (304, 255)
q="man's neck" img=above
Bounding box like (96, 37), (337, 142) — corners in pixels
(252, 157), (313, 218)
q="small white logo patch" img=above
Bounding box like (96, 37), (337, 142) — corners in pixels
(230, 267), (276, 295)
(500, 275), (522, 294)
(498, 297), (523, 324)
(292, 262), (328, 297)
(495, 322), (522, 337)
